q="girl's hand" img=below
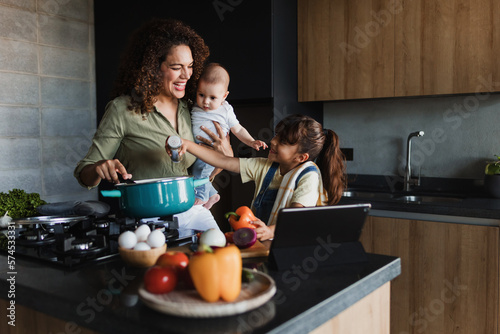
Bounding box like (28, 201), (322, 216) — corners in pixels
(251, 219), (274, 241)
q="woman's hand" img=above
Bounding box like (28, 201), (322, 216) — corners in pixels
(196, 121), (234, 178)
(197, 121), (233, 157)
(251, 219), (275, 241)
(81, 159), (132, 186)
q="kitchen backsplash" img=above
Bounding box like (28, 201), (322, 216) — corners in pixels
(324, 92), (500, 181)
(0, 0), (97, 203)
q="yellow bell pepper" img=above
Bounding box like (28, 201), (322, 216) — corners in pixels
(188, 244), (242, 302)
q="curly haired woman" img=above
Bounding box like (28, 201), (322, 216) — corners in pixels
(74, 18), (231, 230)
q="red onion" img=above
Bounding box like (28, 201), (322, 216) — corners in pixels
(232, 228), (257, 249)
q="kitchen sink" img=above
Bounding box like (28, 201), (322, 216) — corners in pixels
(342, 191), (396, 200)
(395, 195), (463, 203)
(342, 191), (464, 204)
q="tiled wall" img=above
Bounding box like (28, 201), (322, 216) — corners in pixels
(0, 0), (97, 203)
(324, 93), (500, 180)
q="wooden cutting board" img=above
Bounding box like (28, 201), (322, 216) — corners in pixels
(239, 240), (270, 258)
(168, 240), (270, 258)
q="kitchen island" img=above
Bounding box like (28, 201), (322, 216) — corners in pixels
(0, 245), (400, 334)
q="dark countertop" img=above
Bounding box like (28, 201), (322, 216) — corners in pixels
(0, 251), (400, 334)
(339, 196), (500, 220)
(341, 174), (500, 220)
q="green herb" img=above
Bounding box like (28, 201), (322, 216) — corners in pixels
(486, 155), (500, 175)
(0, 189), (47, 219)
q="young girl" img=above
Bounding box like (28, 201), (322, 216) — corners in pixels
(169, 114), (347, 240)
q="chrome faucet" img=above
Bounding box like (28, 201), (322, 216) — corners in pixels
(404, 131), (424, 192)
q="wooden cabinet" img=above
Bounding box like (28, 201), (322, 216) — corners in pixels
(298, 0), (500, 101)
(360, 216), (499, 334)
(0, 299), (98, 334)
(395, 0), (500, 96)
(298, 0), (395, 101)
(311, 282), (390, 334)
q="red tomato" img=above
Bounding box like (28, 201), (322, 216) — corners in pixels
(143, 266), (177, 294)
(156, 251), (192, 288)
(156, 251), (189, 270)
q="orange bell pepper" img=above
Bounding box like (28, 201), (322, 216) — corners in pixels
(225, 206), (257, 230)
(188, 245), (242, 302)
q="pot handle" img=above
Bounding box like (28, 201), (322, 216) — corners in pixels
(100, 190), (122, 198)
(193, 178), (210, 188)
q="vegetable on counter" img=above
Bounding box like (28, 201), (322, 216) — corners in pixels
(198, 228), (226, 247)
(0, 189), (47, 219)
(225, 206), (257, 230)
(156, 251), (193, 288)
(143, 266), (178, 294)
(224, 231), (234, 244)
(232, 228), (257, 249)
(188, 244), (242, 303)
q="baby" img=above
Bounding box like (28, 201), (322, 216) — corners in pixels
(191, 63), (267, 208)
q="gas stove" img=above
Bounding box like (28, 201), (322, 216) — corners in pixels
(4, 214), (197, 269)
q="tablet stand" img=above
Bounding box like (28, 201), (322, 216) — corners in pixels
(268, 241), (368, 271)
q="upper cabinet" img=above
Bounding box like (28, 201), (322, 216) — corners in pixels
(395, 0), (500, 96)
(298, 0), (395, 101)
(298, 0), (500, 102)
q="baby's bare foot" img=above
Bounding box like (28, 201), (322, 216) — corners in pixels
(203, 194), (220, 210)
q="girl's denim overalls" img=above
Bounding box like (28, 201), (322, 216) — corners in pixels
(253, 162), (319, 224)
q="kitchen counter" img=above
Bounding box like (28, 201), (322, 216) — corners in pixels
(0, 248), (400, 334)
(340, 174), (500, 221)
(339, 195), (500, 220)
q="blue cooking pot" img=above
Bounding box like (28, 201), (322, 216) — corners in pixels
(100, 176), (209, 218)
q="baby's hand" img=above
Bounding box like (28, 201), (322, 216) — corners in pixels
(251, 140), (268, 151)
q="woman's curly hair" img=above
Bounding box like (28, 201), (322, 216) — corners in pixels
(111, 18), (210, 114)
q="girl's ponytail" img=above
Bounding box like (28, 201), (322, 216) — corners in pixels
(316, 129), (347, 205)
(274, 114), (346, 205)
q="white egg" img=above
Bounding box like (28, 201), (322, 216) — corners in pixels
(118, 231), (137, 249)
(147, 229), (166, 248)
(133, 242), (151, 251)
(134, 224), (151, 242)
